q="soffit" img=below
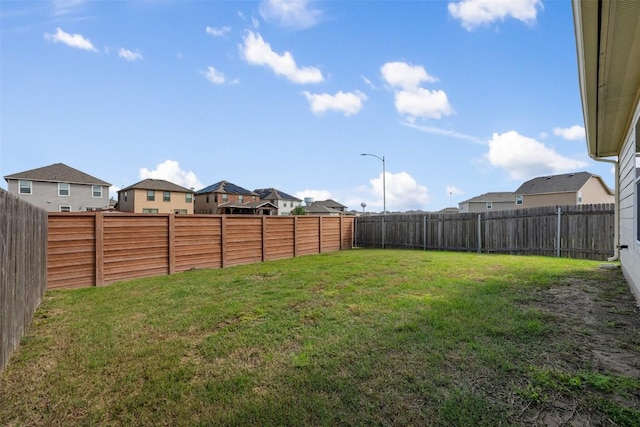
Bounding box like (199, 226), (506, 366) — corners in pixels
(575, 0), (640, 158)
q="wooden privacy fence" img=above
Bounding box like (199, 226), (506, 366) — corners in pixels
(1, 189), (47, 373)
(48, 213), (355, 289)
(355, 204), (615, 260)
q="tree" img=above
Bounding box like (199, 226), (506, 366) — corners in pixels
(290, 205), (306, 215)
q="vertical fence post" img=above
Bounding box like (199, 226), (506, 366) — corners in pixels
(168, 214), (175, 275)
(95, 212), (104, 286)
(221, 215), (227, 268)
(319, 216), (323, 253)
(477, 214), (482, 253)
(354, 217), (358, 248)
(262, 216), (267, 262)
(294, 216), (298, 257)
(423, 215), (427, 251)
(556, 206), (562, 257)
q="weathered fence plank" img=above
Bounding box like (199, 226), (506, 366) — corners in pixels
(1, 189), (47, 373)
(356, 204), (614, 260)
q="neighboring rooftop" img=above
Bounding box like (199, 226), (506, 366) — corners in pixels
(460, 192), (514, 204)
(196, 181), (256, 195)
(119, 178), (193, 193)
(514, 172), (612, 195)
(254, 188), (301, 201)
(4, 162), (111, 186)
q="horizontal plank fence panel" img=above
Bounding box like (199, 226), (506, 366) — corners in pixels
(355, 204), (614, 260)
(48, 215), (95, 289)
(296, 216), (321, 256)
(264, 217), (295, 261)
(46, 213), (355, 289)
(1, 189), (47, 373)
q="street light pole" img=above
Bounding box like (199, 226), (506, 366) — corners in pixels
(361, 153), (386, 248)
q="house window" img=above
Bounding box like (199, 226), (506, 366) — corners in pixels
(486, 202), (493, 210)
(163, 191), (171, 202)
(515, 195), (523, 205)
(175, 209), (187, 214)
(206, 195), (209, 203)
(19, 180), (32, 195)
(222, 194), (228, 202)
(123, 191), (128, 202)
(92, 186), (102, 198)
(59, 205), (71, 212)
(577, 191), (583, 204)
(147, 190), (155, 201)
(213, 194), (218, 203)
(185, 193), (193, 203)
(58, 183), (70, 196)
(238, 195), (244, 203)
(143, 208), (159, 214)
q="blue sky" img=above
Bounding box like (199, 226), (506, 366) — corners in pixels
(0, 0), (612, 212)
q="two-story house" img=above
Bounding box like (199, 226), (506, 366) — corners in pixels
(513, 172), (614, 209)
(117, 178), (194, 214)
(458, 192), (515, 213)
(3, 162), (112, 212)
(194, 181), (276, 215)
(254, 188), (302, 215)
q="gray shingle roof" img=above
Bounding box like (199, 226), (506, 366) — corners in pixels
(4, 162), (111, 186)
(460, 192), (514, 204)
(196, 180), (256, 195)
(119, 178), (193, 193)
(254, 188), (302, 202)
(310, 199), (347, 209)
(514, 172), (610, 195)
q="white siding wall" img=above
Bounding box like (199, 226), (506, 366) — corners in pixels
(618, 101), (640, 302)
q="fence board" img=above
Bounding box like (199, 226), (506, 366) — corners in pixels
(356, 204), (614, 260)
(1, 189), (47, 373)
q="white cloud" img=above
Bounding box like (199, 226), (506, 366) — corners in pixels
(380, 61), (452, 121)
(52, 0), (84, 17)
(44, 27), (97, 52)
(203, 66), (226, 85)
(448, 0), (543, 31)
(139, 160), (204, 191)
(381, 62), (437, 90)
(486, 131), (588, 180)
(118, 48), (142, 61)
(395, 88), (453, 120)
(259, 0), (322, 29)
(295, 189), (332, 202)
(302, 90), (367, 116)
(553, 125), (585, 141)
(241, 31), (323, 84)
(361, 75), (376, 90)
(401, 122), (485, 145)
(365, 171), (430, 212)
(206, 26), (231, 37)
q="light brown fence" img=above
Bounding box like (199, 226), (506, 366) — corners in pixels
(1, 189), (48, 373)
(48, 213), (355, 289)
(355, 204), (615, 260)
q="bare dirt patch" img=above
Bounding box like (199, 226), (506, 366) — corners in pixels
(513, 266), (640, 426)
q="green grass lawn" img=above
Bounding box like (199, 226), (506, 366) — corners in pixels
(1, 250), (639, 426)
